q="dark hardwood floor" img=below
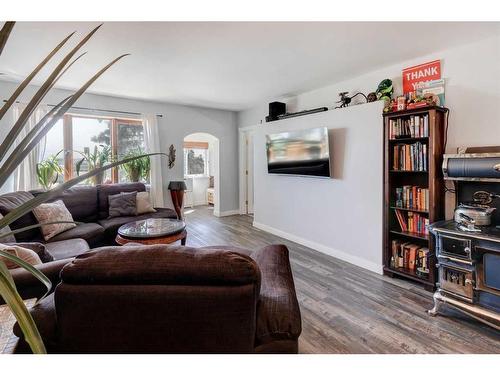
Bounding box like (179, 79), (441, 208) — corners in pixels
(184, 206), (500, 354)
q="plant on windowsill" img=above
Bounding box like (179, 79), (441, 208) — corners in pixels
(120, 149), (150, 182)
(75, 144), (112, 185)
(36, 150), (65, 190)
(0, 22), (165, 354)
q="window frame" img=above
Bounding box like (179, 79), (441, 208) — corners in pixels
(183, 141), (210, 178)
(56, 113), (144, 183)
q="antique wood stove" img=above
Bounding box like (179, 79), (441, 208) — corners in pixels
(429, 146), (500, 330)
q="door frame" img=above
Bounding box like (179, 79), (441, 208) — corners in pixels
(238, 125), (258, 215)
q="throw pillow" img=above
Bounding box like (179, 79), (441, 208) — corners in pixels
(108, 191), (138, 218)
(136, 191), (156, 215)
(13, 242), (54, 263)
(0, 243), (42, 270)
(32, 200), (76, 241)
(0, 213), (16, 243)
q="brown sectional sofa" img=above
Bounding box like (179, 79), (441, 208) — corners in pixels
(0, 182), (177, 301)
(14, 244), (302, 353)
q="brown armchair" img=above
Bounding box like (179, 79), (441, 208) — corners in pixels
(14, 244), (302, 353)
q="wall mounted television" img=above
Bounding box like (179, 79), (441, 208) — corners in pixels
(266, 127), (331, 177)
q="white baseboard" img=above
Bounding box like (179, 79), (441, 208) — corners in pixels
(253, 221), (383, 275)
(214, 209), (240, 217)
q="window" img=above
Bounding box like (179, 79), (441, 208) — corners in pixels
(183, 142), (209, 177)
(41, 114), (144, 184)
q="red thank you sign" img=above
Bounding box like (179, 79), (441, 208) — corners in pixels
(402, 60), (441, 94)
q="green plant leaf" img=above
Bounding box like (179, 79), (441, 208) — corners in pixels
(0, 24), (102, 163)
(0, 261), (47, 353)
(0, 54), (129, 189)
(0, 97), (71, 188)
(0, 21), (15, 57)
(0, 32), (76, 122)
(0, 250), (52, 301)
(0, 153), (166, 229)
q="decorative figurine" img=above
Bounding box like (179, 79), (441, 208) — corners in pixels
(366, 92), (377, 102)
(335, 92), (368, 109)
(376, 79), (394, 101)
(168, 144), (176, 169)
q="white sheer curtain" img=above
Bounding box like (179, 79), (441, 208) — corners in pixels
(12, 104), (49, 191)
(142, 114), (165, 207)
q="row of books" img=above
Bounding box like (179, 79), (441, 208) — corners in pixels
(390, 239), (429, 273)
(388, 115), (429, 139)
(392, 142), (427, 171)
(394, 210), (430, 236)
(395, 186), (429, 211)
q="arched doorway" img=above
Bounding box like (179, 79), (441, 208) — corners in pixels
(182, 132), (220, 216)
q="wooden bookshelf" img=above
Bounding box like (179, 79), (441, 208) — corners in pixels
(383, 106), (447, 291)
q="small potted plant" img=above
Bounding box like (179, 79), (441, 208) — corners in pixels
(36, 151), (65, 190)
(120, 150), (150, 182)
(75, 145), (112, 185)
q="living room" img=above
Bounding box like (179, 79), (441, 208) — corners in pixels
(0, 1), (499, 373)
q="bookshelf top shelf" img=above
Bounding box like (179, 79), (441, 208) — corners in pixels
(383, 105), (449, 118)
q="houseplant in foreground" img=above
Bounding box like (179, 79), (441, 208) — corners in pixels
(0, 21), (161, 353)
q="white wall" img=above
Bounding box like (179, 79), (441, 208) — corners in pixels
(238, 34), (500, 273)
(238, 35), (500, 154)
(239, 34), (500, 219)
(0, 81), (239, 213)
(252, 101), (385, 274)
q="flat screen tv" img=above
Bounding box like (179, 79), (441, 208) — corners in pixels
(266, 127), (331, 177)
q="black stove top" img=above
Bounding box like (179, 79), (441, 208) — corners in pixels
(430, 220), (500, 243)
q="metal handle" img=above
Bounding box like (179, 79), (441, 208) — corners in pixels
(464, 247), (471, 254)
(494, 163), (500, 172)
(465, 278), (474, 285)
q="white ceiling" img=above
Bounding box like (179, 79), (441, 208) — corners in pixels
(0, 22), (498, 111)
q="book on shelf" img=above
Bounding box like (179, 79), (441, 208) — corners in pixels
(395, 186), (429, 211)
(388, 115), (429, 139)
(392, 142), (427, 171)
(390, 240), (430, 276)
(394, 209), (429, 236)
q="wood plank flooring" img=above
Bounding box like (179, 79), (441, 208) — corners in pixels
(184, 206), (500, 354)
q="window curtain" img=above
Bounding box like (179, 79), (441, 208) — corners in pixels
(12, 103), (50, 191)
(142, 114), (165, 207)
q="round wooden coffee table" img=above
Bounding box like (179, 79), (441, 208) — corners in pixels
(115, 218), (187, 246)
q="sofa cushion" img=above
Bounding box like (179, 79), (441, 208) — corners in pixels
(136, 191), (156, 214)
(33, 200), (77, 241)
(60, 186), (99, 222)
(98, 207), (178, 238)
(97, 183), (145, 219)
(0, 191), (43, 242)
(13, 242), (54, 263)
(108, 191), (137, 218)
(44, 238), (90, 261)
(61, 246), (261, 287)
(47, 223), (105, 248)
(250, 245), (302, 345)
(31, 185), (99, 223)
(0, 243), (42, 269)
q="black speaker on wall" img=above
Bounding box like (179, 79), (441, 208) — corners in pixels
(266, 101), (286, 122)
